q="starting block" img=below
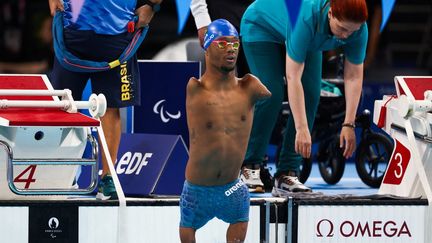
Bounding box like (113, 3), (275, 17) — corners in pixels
(373, 76), (432, 202)
(0, 74), (106, 199)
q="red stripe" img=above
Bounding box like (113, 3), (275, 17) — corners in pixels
(63, 58), (109, 70)
(121, 29), (142, 61)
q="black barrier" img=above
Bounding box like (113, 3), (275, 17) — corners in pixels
(29, 205), (78, 243)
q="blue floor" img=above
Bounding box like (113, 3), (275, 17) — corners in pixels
(250, 161), (378, 198)
(303, 162), (378, 195)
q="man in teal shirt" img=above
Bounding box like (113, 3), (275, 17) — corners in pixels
(240, 0), (368, 194)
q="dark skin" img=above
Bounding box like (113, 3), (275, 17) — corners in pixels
(180, 36), (271, 243)
(184, 37), (271, 186)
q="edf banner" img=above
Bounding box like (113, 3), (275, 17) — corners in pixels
(116, 133), (188, 196)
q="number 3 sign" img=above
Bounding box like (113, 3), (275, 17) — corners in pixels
(382, 139), (411, 185)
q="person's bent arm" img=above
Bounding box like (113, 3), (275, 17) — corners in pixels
(247, 74), (271, 101)
(190, 0), (211, 46)
(340, 59), (363, 158)
(135, 0), (163, 28)
(286, 54), (311, 158)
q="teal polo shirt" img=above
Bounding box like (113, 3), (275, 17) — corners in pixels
(241, 0), (368, 64)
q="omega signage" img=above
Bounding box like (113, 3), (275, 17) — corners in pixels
(315, 219), (411, 238)
(297, 206), (425, 243)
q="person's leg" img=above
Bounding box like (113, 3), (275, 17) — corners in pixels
(240, 41), (285, 192)
(91, 47), (140, 199)
(49, 57), (90, 190)
(227, 221), (248, 242)
(242, 41), (286, 165)
(95, 108), (120, 199)
(179, 181), (212, 242)
(49, 57), (89, 100)
(179, 227), (196, 243)
(93, 106), (121, 199)
(99, 108), (121, 176)
(217, 179), (250, 241)
(275, 51), (322, 192)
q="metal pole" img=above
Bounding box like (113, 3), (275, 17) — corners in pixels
(265, 201), (270, 243)
(287, 197), (293, 243)
(275, 203), (279, 243)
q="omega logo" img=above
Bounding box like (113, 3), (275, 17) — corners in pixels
(316, 219), (412, 238)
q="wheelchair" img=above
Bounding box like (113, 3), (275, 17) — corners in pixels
(272, 54), (393, 188)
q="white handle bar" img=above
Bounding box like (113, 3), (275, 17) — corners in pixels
(0, 89), (107, 118)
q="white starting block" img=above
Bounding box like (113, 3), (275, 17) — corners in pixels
(0, 74), (106, 199)
(373, 76), (432, 202)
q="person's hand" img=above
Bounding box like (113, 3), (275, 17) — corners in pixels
(339, 126), (356, 158)
(135, 5), (155, 28)
(295, 127), (312, 158)
(48, 0), (64, 16)
(197, 27), (207, 47)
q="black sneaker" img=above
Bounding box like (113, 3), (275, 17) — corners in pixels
(260, 163), (274, 192)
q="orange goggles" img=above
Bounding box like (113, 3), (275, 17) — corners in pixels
(212, 40), (240, 50)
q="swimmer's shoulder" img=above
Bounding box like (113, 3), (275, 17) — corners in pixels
(187, 77), (203, 95)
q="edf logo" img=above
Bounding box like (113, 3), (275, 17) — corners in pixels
(116, 152), (153, 175)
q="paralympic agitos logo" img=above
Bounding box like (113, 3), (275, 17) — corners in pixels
(316, 219), (412, 238)
(153, 99), (181, 123)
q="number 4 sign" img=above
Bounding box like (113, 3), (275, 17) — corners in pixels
(13, 165), (37, 189)
(382, 139), (411, 185)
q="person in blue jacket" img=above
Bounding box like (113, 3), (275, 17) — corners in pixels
(48, 0), (162, 200)
(240, 0), (368, 194)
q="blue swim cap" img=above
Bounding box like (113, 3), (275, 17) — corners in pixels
(203, 19), (239, 50)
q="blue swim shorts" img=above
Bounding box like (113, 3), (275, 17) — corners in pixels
(179, 179), (250, 229)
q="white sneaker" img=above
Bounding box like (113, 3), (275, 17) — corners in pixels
(240, 167), (265, 193)
(274, 175), (311, 193)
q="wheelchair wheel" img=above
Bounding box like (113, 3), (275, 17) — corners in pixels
(355, 133), (393, 188)
(318, 137), (346, 185)
(299, 157), (312, 183)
